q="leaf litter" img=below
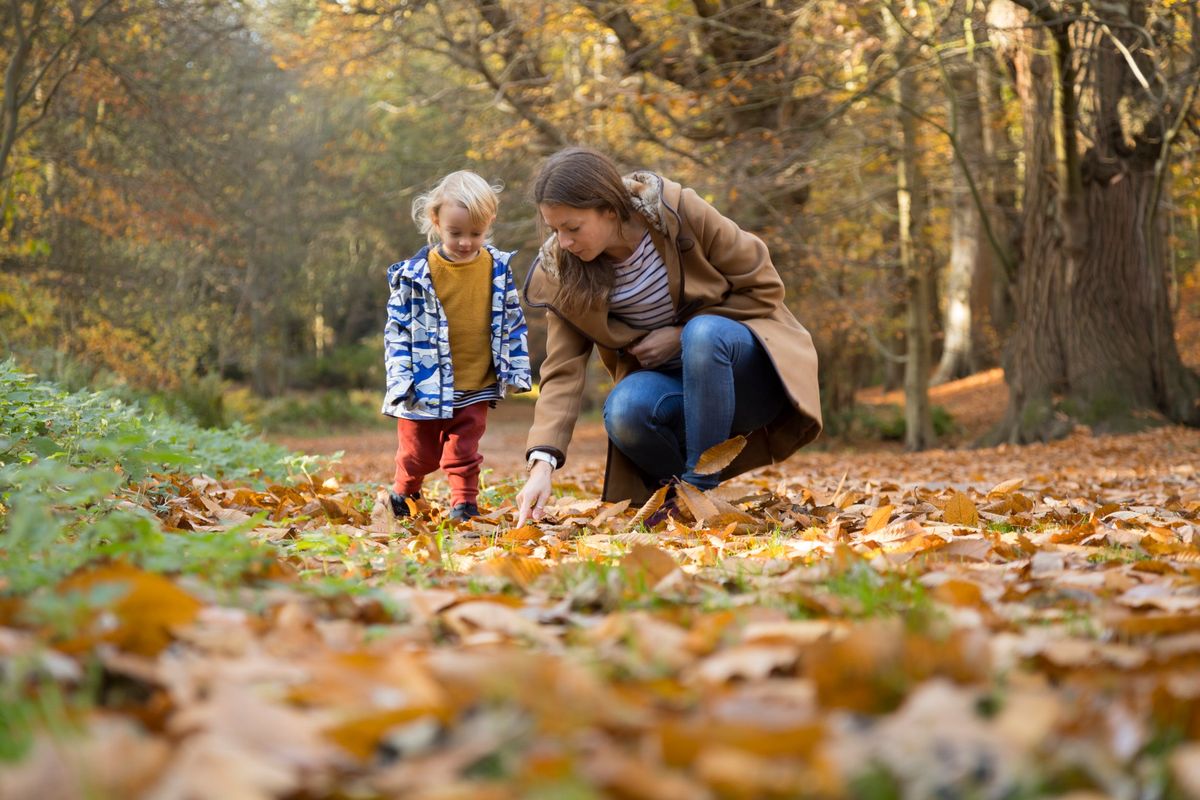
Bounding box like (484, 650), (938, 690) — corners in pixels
(1, 426), (1199, 797)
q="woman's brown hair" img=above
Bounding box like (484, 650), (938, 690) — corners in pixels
(532, 146), (637, 313)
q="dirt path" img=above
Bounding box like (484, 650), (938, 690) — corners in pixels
(275, 369), (1013, 489)
(274, 400), (610, 489)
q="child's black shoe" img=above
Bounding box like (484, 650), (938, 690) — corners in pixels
(389, 491), (421, 518)
(448, 502), (479, 522)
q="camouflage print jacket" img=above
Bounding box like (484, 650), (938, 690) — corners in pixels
(382, 244), (532, 420)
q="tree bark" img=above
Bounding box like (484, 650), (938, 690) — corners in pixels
(990, 0), (1200, 442)
(885, 2), (935, 451)
(933, 54), (987, 384)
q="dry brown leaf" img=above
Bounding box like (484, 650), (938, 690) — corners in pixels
(943, 491), (980, 527)
(677, 481), (720, 524)
(1117, 583), (1200, 613)
(415, 534), (443, 565)
(158, 682), (340, 798)
(0, 715), (170, 800)
(582, 738), (711, 800)
(628, 484), (671, 530)
(56, 564), (203, 656)
(440, 601), (557, 646)
(620, 544), (680, 589)
(693, 435), (748, 476)
(590, 498), (632, 528)
(502, 525), (543, 543)
(324, 708), (442, 760)
(692, 644), (799, 684)
(1170, 743), (1200, 798)
(929, 578), (986, 608)
(694, 745), (811, 797)
(863, 504), (895, 535)
(988, 477), (1026, 496)
(479, 554), (548, 590)
(659, 717), (824, 765)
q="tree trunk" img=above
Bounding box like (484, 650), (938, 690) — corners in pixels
(886, 3), (935, 451)
(933, 57), (987, 384)
(990, 1), (1200, 442)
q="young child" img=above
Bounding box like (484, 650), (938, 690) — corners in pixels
(382, 171), (531, 522)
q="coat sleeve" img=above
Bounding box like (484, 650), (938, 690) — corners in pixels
(381, 277), (415, 416)
(502, 266), (533, 392)
(682, 187), (786, 320)
(525, 310), (593, 468)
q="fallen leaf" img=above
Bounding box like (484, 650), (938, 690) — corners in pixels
(863, 504), (895, 535)
(943, 491), (980, 527)
(988, 477), (1025, 496)
(56, 564), (203, 656)
(677, 481), (719, 524)
(693, 436), (748, 476)
(628, 484), (670, 529)
(620, 544), (680, 589)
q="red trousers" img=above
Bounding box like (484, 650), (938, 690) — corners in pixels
(392, 402), (488, 505)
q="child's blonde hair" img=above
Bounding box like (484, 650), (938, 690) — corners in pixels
(412, 171), (502, 245)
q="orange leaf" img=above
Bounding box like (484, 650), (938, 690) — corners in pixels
(325, 707), (440, 760)
(481, 554), (548, 590)
(943, 491), (980, 527)
(692, 435), (748, 476)
(57, 564), (202, 656)
(676, 481), (719, 524)
(503, 525), (544, 543)
(591, 499), (632, 528)
(930, 579), (986, 607)
(620, 544), (679, 588)
(629, 484), (670, 530)
(987, 477), (1025, 496)
(416, 534), (442, 565)
(863, 504), (895, 535)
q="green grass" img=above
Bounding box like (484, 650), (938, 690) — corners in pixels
(0, 360), (325, 598)
(802, 561), (935, 625)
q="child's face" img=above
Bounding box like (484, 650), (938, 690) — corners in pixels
(434, 203), (491, 261)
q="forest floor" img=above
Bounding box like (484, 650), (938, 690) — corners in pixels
(4, 317), (1200, 797)
(275, 364), (1013, 493)
(13, 388), (1195, 798)
(165, 351), (1198, 796)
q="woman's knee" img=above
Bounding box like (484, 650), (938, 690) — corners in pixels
(603, 383), (655, 445)
(682, 315), (747, 363)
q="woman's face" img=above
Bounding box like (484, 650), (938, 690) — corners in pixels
(539, 204), (622, 262)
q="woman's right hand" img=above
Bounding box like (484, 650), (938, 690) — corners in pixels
(515, 461), (554, 527)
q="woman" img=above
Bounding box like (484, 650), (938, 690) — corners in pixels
(515, 147), (821, 526)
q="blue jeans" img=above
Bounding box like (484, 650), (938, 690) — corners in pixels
(604, 315), (787, 491)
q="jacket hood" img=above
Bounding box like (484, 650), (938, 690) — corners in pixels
(388, 244), (515, 290)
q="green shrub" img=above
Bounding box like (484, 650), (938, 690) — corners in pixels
(291, 338), (384, 391)
(0, 360), (311, 600)
(0, 359), (311, 482)
(227, 388), (382, 433)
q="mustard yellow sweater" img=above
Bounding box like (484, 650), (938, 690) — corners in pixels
(428, 247), (496, 391)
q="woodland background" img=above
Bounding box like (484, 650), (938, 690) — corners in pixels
(3, 0), (1199, 444)
(4, 2), (1200, 798)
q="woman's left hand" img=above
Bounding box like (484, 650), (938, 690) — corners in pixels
(628, 326), (682, 368)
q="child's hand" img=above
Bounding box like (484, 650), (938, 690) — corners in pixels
(627, 326), (682, 368)
(515, 462), (553, 527)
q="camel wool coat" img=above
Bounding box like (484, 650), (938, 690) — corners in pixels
(523, 171), (822, 503)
